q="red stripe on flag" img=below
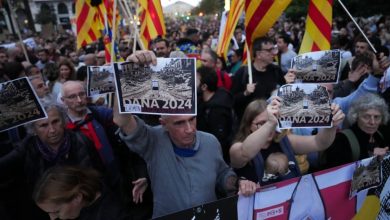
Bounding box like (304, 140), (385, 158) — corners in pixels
(308, 2), (331, 41)
(245, 0), (273, 45)
(88, 29), (97, 40)
(77, 4), (91, 33)
(311, 43), (321, 51)
(148, 0), (164, 35)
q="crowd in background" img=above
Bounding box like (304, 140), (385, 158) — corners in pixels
(1, 13), (390, 220)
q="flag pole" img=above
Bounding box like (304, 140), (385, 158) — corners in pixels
(6, 0), (30, 63)
(246, 42), (253, 84)
(123, 0), (145, 51)
(337, 0), (377, 53)
(111, 0), (118, 62)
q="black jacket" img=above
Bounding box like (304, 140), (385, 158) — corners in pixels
(197, 88), (234, 163)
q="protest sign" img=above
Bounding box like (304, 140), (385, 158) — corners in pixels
(0, 77), (47, 132)
(87, 65), (116, 96)
(114, 58), (196, 115)
(292, 50), (340, 83)
(277, 84), (332, 129)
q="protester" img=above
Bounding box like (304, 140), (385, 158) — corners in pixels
(229, 98), (345, 184)
(33, 166), (131, 220)
(51, 59), (76, 100)
(61, 80), (153, 219)
(0, 103), (103, 220)
(231, 36), (285, 121)
(200, 48), (232, 90)
(276, 33), (297, 74)
(196, 66), (234, 163)
(322, 93), (389, 168)
(113, 50), (257, 218)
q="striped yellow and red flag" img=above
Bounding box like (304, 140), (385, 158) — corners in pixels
(138, 0), (166, 49)
(216, 0), (244, 61)
(299, 0), (333, 54)
(76, 0), (103, 49)
(98, 0), (121, 63)
(243, 0), (292, 63)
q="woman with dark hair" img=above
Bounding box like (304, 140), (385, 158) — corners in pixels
(33, 166), (130, 220)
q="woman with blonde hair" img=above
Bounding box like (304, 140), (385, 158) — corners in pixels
(33, 166), (130, 220)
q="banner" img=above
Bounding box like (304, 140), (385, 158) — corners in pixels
(238, 155), (390, 220)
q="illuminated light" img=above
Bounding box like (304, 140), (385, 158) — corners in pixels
(199, 12), (203, 17)
(215, 13), (218, 17)
(186, 16), (189, 20)
(24, 19), (28, 24)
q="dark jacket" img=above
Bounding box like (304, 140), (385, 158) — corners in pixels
(323, 124), (388, 168)
(0, 131), (103, 220)
(231, 64), (285, 120)
(197, 88), (234, 163)
(78, 185), (131, 220)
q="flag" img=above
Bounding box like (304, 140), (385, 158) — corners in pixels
(98, 0), (120, 63)
(243, 0), (292, 62)
(76, 0), (104, 49)
(299, 0), (333, 54)
(138, 0), (166, 49)
(216, 0), (244, 61)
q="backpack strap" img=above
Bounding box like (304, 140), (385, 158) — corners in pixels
(252, 153), (265, 183)
(340, 129), (360, 161)
(280, 136), (301, 176)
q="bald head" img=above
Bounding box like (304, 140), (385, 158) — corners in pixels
(84, 53), (97, 66)
(61, 80), (88, 117)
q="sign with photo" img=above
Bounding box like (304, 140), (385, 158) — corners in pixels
(277, 84), (332, 129)
(291, 50), (341, 83)
(0, 77), (47, 132)
(114, 58), (196, 115)
(350, 156), (381, 198)
(87, 65), (116, 96)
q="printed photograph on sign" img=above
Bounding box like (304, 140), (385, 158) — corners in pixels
(277, 84), (332, 129)
(114, 58), (196, 115)
(87, 65), (116, 96)
(291, 50), (340, 83)
(0, 77), (47, 132)
(350, 156), (381, 198)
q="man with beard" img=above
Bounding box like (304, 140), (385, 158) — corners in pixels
(154, 38), (170, 58)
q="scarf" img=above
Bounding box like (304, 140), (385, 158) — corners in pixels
(36, 132), (71, 163)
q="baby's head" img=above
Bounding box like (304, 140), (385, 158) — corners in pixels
(265, 152), (289, 175)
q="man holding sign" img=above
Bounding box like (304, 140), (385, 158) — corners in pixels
(114, 51), (257, 218)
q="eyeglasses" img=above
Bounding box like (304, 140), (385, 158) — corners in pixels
(64, 92), (86, 100)
(261, 45), (278, 53)
(360, 113), (382, 123)
(252, 121), (266, 129)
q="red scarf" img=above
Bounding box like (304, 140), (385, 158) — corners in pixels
(66, 115), (102, 152)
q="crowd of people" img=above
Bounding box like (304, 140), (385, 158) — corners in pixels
(1, 14), (390, 220)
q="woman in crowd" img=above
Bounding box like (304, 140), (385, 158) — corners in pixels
(229, 98), (344, 185)
(323, 93), (390, 168)
(33, 166), (130, 220)
(51, 59), (76, 99)
(0, 103), (103, 219)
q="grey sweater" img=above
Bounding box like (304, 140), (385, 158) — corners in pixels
(119, 116), (236, 218)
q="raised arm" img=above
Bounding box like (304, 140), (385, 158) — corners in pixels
(230, 97), (280, 168)
(113, 50), (157, 135)
(288, 103), (345, 154)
